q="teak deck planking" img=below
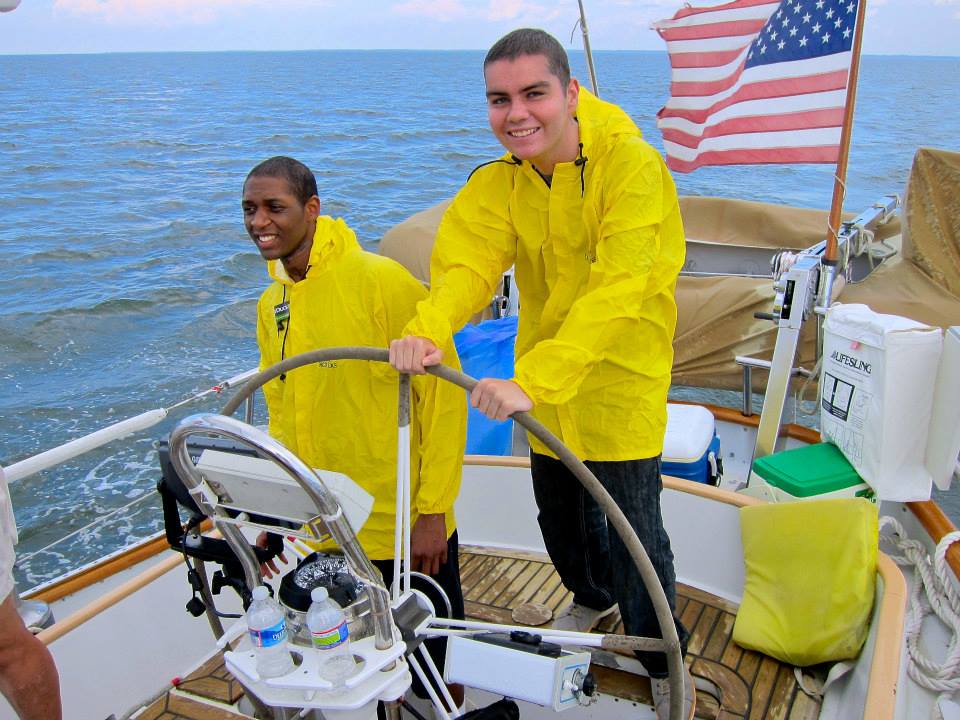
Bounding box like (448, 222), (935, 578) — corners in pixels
(137, 547), (821, 720)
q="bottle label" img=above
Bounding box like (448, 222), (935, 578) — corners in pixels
(312, 620), (349, 649)
(250, 619), (287, 648)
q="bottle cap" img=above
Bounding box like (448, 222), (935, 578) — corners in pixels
(311, 586), (329, 603)
(253, 585), (269, 600)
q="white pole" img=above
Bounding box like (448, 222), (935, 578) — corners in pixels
(2, 366), (259, 484)
(401, 427), (412, 596)
(3, 409), (168, 484)
(577, 0), (600, 96)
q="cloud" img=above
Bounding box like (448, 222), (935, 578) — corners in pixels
(391, 0), (561, 23)
(487, 0), (540, 21)
(52, 0), (324, 26)
(391, 0), (470, 21)
(53, 0), (238, 24)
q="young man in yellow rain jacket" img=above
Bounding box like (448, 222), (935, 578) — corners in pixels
(390, 30), (692, 719)
(244, 156), (466, 704)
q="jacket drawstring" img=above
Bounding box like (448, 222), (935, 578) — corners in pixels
(467, 155), (523, 182)
(574, 142), (588, 197)
(278, 285), (289, 381)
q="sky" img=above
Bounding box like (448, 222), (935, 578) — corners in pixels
(0, 0), (957, 56)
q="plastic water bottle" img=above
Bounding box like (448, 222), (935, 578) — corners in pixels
(246, 585), (295, 679)
(306, 586), (356, 684)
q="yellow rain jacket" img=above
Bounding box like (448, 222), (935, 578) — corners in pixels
(406, 90), (685, 461)
(257, 217), (465, 560)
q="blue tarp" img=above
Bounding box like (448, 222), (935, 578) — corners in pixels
(453, 315), (519, 455)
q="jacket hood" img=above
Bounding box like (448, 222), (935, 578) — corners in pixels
(267, 216), (361, 285)
(574, 88), (643, 163)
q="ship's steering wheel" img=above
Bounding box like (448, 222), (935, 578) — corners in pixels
(213, 347), (686, 720)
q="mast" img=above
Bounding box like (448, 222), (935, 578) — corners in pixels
(820, 0), (868, 303)
(577, 0), (600, 96)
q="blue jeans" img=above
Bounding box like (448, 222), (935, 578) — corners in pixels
(531, 453), (689, 678)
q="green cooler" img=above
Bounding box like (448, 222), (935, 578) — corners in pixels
(750, 442), (875, 502)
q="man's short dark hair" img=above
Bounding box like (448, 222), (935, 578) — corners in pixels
(245, 156), (318, 206)
(484, 28), (571, 87)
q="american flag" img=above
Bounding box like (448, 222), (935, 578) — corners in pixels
(653, 0), (860, 173)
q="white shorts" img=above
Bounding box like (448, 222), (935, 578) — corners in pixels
(0, 468), (18, 602)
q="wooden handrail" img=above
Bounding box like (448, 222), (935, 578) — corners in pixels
(906, 499), (960, 581)
(36, 552), (182, 646)
(865, 554), (907, 720)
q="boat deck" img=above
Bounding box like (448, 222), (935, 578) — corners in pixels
(134, 546), (821, 719)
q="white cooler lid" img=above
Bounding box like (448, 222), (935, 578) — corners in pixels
(663, 404), (716, 462)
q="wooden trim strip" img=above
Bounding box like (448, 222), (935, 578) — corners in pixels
(864, 553), (907, 720)
(28, 533), (171, 604)
(676, 400), (822, 445)
(906, 500), (960, 581)
(28, 519), (214, 604)
(663, 474), (765, 506)
(464, 454), (530, 468)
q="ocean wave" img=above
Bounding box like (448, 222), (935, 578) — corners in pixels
(107, 138), (202, 151)
(387, 127), (476, 140)
(334, 108), (388, 117)
(22, 247), (106, 263)
(31, 289), (202, 320)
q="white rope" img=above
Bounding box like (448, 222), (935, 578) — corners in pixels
(879, 516), (960, 718)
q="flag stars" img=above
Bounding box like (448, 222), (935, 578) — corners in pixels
(720, 0), (856, 69)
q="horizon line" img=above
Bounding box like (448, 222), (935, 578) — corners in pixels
(3, 48), (958, 60)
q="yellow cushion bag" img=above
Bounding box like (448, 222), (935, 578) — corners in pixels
(732, 497), (878, 666)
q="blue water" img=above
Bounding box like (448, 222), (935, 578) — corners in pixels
(1, 51), (958, 589)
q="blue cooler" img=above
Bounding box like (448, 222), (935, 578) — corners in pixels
(453, 316), (518, 455)
(662, 404), (721, 485)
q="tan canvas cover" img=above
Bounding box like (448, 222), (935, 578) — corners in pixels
(380, 199), (451, 286)
(379, 148), (960, 391)
(901, 147), (960, 298)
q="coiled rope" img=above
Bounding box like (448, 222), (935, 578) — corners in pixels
(880, 516), (960, 718)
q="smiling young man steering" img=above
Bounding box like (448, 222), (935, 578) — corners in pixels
(243, 155), (467, 707)
(389, 29), (692, 720)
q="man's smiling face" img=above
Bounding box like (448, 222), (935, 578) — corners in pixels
(242, 174), (319, 279)
(484, 52), (580, 176)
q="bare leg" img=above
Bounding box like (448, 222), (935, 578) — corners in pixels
(0, 595), (62, 720)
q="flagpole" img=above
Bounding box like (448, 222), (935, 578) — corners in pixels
(822, 0), (868, 275)
(577, 0), (600, 96)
